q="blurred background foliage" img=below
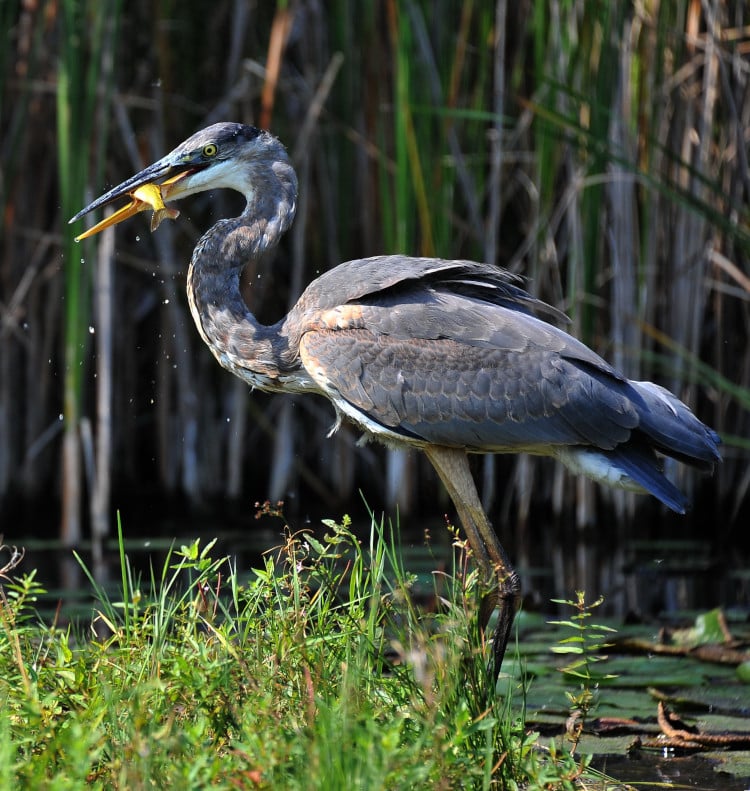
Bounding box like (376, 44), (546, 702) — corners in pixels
(1, 0), (748, 583)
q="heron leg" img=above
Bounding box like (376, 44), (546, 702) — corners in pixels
(424, 446), (521, 681)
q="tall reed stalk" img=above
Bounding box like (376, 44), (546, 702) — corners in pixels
(57, 0), (121, 544)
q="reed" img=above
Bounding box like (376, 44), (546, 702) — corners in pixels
(57, 0), (122, 545)
(0, 1), (746, 560)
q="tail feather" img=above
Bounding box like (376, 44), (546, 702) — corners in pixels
(608, 444), (688, 514)
(554, 444), (689, 513)
(631, 380), (722, 470)
(554, 379), (720, 514)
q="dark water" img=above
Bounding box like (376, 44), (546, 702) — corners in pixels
(593, 753), (750, 790)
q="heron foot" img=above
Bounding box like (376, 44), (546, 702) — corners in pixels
(481, 570), (521, 684)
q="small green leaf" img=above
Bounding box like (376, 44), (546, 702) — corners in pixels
(305, 535), (326, 554)
(548, 620), (585, 630)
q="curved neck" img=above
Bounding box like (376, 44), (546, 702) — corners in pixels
(186, 160), (297, 387)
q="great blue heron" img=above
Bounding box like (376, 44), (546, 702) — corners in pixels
(71, 122), (721, 681)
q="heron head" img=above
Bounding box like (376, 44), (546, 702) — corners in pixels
(69, 123), (288, 241)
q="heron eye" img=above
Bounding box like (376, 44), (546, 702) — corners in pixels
(202, 143), (218, 158)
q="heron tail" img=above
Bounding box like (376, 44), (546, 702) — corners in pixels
(554, 443), (690, 513)
(553, 377), (721, 514)
(630, 380), (722, 471)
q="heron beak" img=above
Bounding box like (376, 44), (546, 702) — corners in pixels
(69, 155), (196, 242)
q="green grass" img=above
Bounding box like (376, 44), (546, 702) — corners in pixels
(0, 514), (618, 789)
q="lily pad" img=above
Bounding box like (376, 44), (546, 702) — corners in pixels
(702, 750), (750, 783)
(650, 686), (750, 717)
(505, 608), (750, 787)
(668, 608), (730, 646)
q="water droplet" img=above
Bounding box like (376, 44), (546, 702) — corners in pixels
(135, 235), (140, 242)
(163, 299), (170, 305)
(58, 414), (63, 421)
(88, 326), (95, 334)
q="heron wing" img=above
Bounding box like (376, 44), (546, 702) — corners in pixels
(292, 256), (719, 487)
(297, 294), (639, 453)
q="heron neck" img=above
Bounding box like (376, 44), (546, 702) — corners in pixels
(186, 182), (296, 385)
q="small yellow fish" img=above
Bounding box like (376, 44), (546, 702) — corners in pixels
(132, 184), (180, 232)
(74, 181), (180, 242)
